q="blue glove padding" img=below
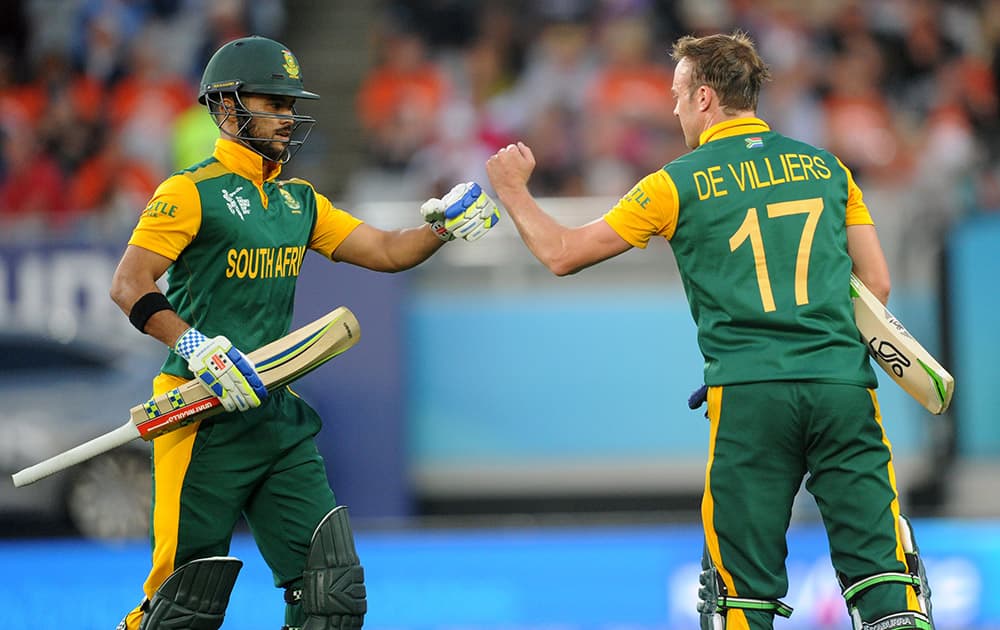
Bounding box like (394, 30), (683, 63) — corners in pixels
(175, 328), (267, 412)
(421, 182), (501, 242)
(688, 384), (708, 410)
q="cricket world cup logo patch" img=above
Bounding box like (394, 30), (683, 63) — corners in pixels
(222, 187), (252, 220)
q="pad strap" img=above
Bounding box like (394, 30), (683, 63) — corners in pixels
(712, 595), (794, 618)
(699, 561), (794, 619)
(129, 292), (175, 333)
(841, 572), (922, 602)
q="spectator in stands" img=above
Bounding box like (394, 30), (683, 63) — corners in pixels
(500, 7), (597, 131)
(490, 8), (597, 195)
(189, 0), (253, 83)
(30, 48), (105, 177)
(0, 122), (67, 228)
(356, 14), (450, 171)
(751, 4), (825, 148)
(407, 5), (523, 199)
(581, 12), (680, 194)
(6, 0), (1000, 235)
(406, 40), (511, 199)
(819, 37), (911, 184)
(72, 0), (147, 84)
(518, 103), (587, 196)
(880, 0), (962, 120)
(0, 47), (40, 131)
(67, 127), (159, 235)
(107, 28), (193, 175)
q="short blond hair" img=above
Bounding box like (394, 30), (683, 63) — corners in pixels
(671, 31), (771, 113)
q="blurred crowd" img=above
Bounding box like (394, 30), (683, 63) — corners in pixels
(2, 0), (1000, 251)
(356, 0), (1000, 197)
(0, 0), (286, 238)
(350, 0), (1000, 285)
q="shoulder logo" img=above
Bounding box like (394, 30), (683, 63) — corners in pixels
(745, 137), (764, 149)
(222, 186), (252, 220)
(282, 50), (301, 79)
(279, 186), (301, 212)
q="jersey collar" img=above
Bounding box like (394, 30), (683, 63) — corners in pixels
(699, 117), (770, 147)
(213, 138), (283, 184)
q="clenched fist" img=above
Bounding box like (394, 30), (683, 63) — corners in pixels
(486, 142), (536, 198)
(420, 181), (501, 242)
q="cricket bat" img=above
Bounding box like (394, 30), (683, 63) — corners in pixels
(851, 274), (954, 415)
(12, 306), (361, 487)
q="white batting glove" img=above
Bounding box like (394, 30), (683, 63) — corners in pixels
(420, 182), (501, 242)
(174, 328), (268, 412)
(420, 192), (456, 241)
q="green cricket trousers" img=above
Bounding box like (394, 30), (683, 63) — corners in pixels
(123, 373), (337, 630)
(701, 382), (922, 629)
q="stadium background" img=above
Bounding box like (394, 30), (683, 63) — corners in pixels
(1, 0), (998, 628)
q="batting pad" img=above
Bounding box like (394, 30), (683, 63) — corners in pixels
(140, 556), (243, 630)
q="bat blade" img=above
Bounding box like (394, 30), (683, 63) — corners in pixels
(851, 274), (954, 415)
(131, 306), (361, 440)
(11, 306), (361, 487)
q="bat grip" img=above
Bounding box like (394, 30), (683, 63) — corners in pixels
(11, 421), (141, 487)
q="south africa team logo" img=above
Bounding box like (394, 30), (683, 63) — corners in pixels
(279, 187), (301, 212)
(282, 50), (301, 79)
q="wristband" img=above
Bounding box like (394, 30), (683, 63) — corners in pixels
(128, 292), (174, 333)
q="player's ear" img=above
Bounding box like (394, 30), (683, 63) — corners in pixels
(211, 94), (239, 127)
(220, 94), (237, 114)
(698, 85), (713, 112)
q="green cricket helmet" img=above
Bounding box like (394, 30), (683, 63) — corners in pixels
(199, 36), (319, 163)
(199, 35), (319, 103)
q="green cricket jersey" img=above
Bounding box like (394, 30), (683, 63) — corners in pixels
(128, 138), (362, 378)
(605, 118), (878, 387)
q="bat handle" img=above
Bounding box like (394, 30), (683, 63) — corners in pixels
(11, 421), (141, 487)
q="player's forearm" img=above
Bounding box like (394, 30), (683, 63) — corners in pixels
(110, 276), (190, 347)
(143, 310), (195, 349)
(846, 224), (890, 304)
(495, 187), (574, 275)
(381, 224), (447, 272)
(116, 286), (190, 347)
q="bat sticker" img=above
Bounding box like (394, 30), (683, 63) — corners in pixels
(866, 336), (913, 378)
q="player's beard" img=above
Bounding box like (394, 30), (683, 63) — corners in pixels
(244, 118), (290, 162)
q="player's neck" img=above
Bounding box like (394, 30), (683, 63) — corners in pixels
(705, 109), (757, 131)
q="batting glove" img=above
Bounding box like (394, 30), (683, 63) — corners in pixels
(420, 182), (501, 242)
(175, 328), (268, 412)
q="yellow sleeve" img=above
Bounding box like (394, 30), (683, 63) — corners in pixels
(836, 158), (874, 226)
(128, 174), (202, 261)
(603, 170), (680, 248)
(308, 190), (364, 259)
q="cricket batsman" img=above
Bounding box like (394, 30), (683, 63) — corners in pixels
(110, 35), (500, 629)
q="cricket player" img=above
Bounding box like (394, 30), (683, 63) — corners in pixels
(486, 31), (934, 630)
(110, 36), (500, 630)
